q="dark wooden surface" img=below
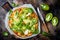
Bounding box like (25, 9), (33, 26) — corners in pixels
(0, 0), (60, 40)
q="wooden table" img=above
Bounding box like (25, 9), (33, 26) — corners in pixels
(0, 0), (60, 40)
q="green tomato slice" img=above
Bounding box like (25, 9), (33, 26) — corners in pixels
(45, 13), (53, 22)
(52, 17), (58, 27)
(40, 3), (49, 11)
(2, 32), (8, 36)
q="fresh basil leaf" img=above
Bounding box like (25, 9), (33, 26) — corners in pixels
(28, 8), (33, 13)
(12, 2), (19, 7)
(9, 9), (13, 14)
(33, 29), (39, 34)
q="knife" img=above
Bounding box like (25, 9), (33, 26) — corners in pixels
(37, 7), (49, 33)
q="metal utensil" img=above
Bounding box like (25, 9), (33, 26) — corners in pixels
(37, 7), (49, 33)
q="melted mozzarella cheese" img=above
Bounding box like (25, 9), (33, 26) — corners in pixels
(24, 29), (29, 35)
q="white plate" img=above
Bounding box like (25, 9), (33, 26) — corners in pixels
(5, 4), (40, 39)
